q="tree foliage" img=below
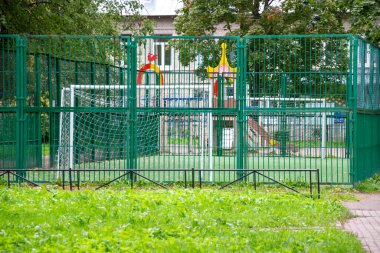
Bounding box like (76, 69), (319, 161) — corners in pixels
(173, 0), (355, 99)
(0, 0), (153, 35)
(341, 0), (380, 45)
(174, 0), (379, 45)
(174, 0), (346, 36)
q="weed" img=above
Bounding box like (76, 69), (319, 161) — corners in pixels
(0, 188), (364, 252)
(354, 173), (380, 193)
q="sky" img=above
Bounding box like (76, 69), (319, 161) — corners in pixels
(141, 0), (183, 16)
(140, 0), (281, 16)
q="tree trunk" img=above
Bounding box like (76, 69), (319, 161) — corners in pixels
(264, 0), (270, 10)
(252, 0), (261, 20)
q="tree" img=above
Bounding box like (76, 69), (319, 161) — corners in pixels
(174, 0), (346, 36)
(174, 0), (350, 99)
(340, 0), (380, 45)
(0, 0), (153, 35)
(174, 0), (379, 44)
(0, 0), (155, 149)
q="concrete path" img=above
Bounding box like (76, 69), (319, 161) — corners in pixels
(342, 194), (380, 253)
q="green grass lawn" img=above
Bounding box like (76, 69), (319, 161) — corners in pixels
(0, 188), (363, 252)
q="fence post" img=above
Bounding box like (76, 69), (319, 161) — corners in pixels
(53, 57), (61, 167)
(34, 53), (42, 167)
(74, 61), (79, 84)
(129, 39), (138, 174)
(192, 168), (195, 189)
(118, 65), (125, 162)
(236, 39), (245, 179)
(16, 35), (27, 180)
(345, 66), (351, 162)
(217, 75), (223, 156)
(90, 62), (96, 160)
(105, 65), (111, 161)
(123, 38), (129, 176)
(48, 55), (54, 168)
(279, 74), (287, 157)
(351, 36), (359, 184)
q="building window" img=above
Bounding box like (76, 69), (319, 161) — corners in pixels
(154, 37), (172, 67)
(226, 86), (234, 98)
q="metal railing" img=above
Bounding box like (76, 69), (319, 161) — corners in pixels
(0, 168), (320, 197)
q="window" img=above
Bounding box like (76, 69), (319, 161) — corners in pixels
(154, 37), (172, 67)
(193, 89), (208, 99)
(226, 86), (234, 98)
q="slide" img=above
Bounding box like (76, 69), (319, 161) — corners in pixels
(247, 117), (298, 155)
(247, 117), (271, 148)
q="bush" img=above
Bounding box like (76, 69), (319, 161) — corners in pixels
(273, 130), (290, 142)
(355, 174), (380, 193)
(312, 128), (322, 140)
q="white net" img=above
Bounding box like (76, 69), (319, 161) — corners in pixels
(57, 87), (130, 171)
(57, 85), (212, 172)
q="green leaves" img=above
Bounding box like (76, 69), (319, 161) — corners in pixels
(174, 0), (379, 45)
(0, 188), (365, 252)
(0, 0), (153, 35)
(175, 0), (346, 36)
(354, 173), (380, 192)
(344, 0), (380, 45)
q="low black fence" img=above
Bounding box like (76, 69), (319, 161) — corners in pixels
(0, 168), (320, 197)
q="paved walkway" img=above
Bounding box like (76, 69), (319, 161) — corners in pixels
(342, 194), (380, 253)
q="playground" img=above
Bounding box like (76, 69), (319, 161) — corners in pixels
(0, 34), (379, 186)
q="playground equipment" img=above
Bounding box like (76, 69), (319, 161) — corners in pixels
(246, 97), (331, 158)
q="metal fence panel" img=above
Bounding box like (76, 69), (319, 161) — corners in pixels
(355, 37), (380, 183)
(0, 34), (379, 185)
(244, 35), (353, 184)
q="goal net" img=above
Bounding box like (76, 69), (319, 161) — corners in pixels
(57, 84), (213, 176)
(57, 85), (130, 172)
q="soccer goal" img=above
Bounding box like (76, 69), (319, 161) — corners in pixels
(56, 84), (217, 180)
(57, 85), (130, 176)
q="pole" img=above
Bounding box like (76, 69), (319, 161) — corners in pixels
(280, 74), (287, 157)
(55, 57), (61, 168)
(69, 86), (75, 170)
(34, 53), (42, 168)
(90, 62), (95, 161)
(129, 39), (138, 175)
(16, 35), (27, 181)
(208, 81), (213, 182)
(236, 39), (245, 179)
(200, 113), (204, 178)
(351, 36), (359, 184)
(48, 55), (54, 168)
(217, 75), (223, 156)
(321, 110), (327, 159)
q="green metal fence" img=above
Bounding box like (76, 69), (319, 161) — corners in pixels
(355, 38), (380, 182)
(0, 34), (379, 185)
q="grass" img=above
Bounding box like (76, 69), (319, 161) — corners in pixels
(0, 187), (363, 252)
(354, 173), (380, 193)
